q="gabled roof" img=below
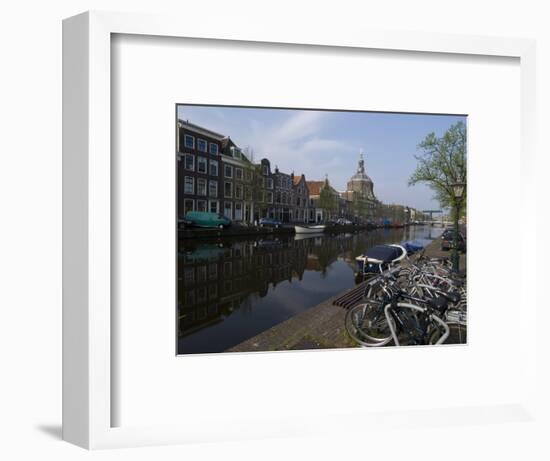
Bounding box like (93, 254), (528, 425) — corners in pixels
(305, 181), (325, 196)
(292, 174), (305, 186)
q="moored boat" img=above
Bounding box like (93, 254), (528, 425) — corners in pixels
(400, 239), (430, 255)
(355, 244), (407, 275)
(294, 224), (326, 234)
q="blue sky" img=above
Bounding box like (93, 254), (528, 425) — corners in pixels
(177, 105), (466, 211)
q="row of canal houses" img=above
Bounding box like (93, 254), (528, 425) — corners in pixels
(177, 119), (345, 224)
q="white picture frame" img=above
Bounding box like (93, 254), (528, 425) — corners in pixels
(62, 10), (539, 449)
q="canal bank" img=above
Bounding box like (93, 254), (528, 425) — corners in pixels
(178, 223), (374, 239)
(228, 237), (466, 353)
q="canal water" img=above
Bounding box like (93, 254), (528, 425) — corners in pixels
(178, 225), (443, 354)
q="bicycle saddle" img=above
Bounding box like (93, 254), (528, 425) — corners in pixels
(439, 291), (461, 304)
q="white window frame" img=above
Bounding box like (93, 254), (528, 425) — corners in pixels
(184, 176), (194, 194)
(197, 138), (207, 152)
(209, 159), (218, 176)
(209, 180), (218, 197)
(235, 183), (243, 200)
(184, 134), (195, 149)
(223, 201), (232, 219)
(234, 202), (243, 220)
(224, 181), (233, 198)
(235, 167), (243, 181)
(183, 198), (194, 214)
(196, 199), (207, 212)
(197, 178), (207, 196)
(184, 153), (195, 171)
(209, 200), (219, 214)
(209, 142), (218, 155)
(196, 156), (207, 174)
(224, 164), (233, 178)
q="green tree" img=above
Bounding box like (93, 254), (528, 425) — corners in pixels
(409, 121), (467, 215)
(318, 178), (337, 220)
(351, 191), (368, 220)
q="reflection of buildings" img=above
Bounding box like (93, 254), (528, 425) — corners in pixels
(178, 238), (309, 337)
(178, 230), (410, 339)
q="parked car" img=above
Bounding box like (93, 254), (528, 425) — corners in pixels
(440, 229), (466, 252)
(336, 218), (353, 225)
(258, 217), (282, 228)
(178, 217), (194, 230)
(185, 211), (231, 229)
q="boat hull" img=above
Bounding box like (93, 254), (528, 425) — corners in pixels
(294, 225), (326, 234)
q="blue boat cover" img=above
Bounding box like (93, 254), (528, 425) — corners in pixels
(365, 245), (404, 263)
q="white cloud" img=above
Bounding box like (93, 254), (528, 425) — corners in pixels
(239, 111), (358, 189)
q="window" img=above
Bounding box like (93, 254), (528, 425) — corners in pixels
(266, 178), (273, 189)
(209, 180), (218, 197)
(235, 184), (243, 200)
(184, 176), (194, 194)
(209, 200), (219, 214)
(244, 186), (251, 201)
(266, 191), (273, 204)
(234, 203), (243, 221)
(224, 164), (233, 178)
(276, 192), (281, 204)
(209, 143), (218, 155)
(197, 265), (207, 283)
(224, 182), (232, 198)
(262, 165), (269, 175)
(197, 178), (207, 196)
(197, 156), (207, 174)
(184, 154), (195, 171)
(209, 160), (218, 176)
(244, 169), (252, 182)
(183, 267), (194, 285)
(196, 199), (207, 212)
(224, 202), (232, 219)
(208, 263), (217, 280)
(184, 135), (194, 149)
(183, 199), (194, 214)
(235, 168), (243, 181)
(197, 138), (207, 152)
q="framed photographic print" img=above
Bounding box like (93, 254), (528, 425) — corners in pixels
(63, 11), (539, 450)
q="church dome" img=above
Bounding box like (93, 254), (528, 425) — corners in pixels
(351, 154), (372, 182)
(346, 152), (375, 200)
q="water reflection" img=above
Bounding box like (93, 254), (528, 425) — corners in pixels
(178, 225), (441, 354)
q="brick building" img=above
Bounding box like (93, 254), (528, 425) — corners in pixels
(291, 173), (310, 223)
(220, 138), (256, 223)
(177, 120), (224, 218)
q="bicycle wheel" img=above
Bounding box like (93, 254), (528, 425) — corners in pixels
(345, 301), (394, 347)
